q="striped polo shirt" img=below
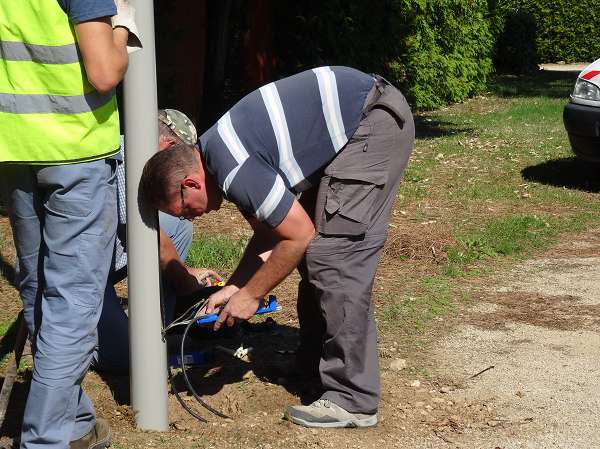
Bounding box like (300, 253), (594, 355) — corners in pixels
(198, 66), (376, 228)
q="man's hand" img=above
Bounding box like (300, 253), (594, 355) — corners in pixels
(204, 284), (240, 314)
(187, 267), (222, 288)
(213, 288), (261, 331)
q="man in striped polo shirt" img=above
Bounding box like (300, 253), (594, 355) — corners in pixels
(140, 66), (415, 428)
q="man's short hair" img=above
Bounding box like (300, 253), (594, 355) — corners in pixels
(140, 143), (200, 209)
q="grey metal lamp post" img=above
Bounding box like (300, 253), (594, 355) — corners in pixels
(123, 0), (169, 431)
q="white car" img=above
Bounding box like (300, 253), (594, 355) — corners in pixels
(563, 58), (600, 162)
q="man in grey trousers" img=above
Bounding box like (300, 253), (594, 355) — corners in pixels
(139, 66), (415, 428)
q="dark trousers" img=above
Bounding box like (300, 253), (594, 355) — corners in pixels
(297, 81), (415, 414)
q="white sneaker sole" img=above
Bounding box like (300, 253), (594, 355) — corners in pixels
(285, 412), (378, 428)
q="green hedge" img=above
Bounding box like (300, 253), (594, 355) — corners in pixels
(490, 0), (600, 72)
(270, 0), (493, 110)
(388, 0), (493, 109)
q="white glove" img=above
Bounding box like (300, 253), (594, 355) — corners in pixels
(111, 0), (143, 54)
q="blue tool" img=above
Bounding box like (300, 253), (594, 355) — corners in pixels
(195, 295), (279, 326)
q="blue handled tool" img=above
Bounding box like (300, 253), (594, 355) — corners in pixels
(196, 295), (279, 326)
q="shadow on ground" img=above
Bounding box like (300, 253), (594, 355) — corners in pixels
(491, 71), (577, 99)
(0, 374), (29, 443)
(414, 115), (474, 139)
(0, 317), (21, 362)
(522, 157), (600, 192)
(97, 318), (319, 420)
(0, 255), (16, 289)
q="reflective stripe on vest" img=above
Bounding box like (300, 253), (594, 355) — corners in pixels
(0, 40), (80, 64)
(0, 0), (120, 164)
(0, 90), (114, 114)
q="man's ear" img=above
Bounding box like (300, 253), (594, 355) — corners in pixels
(158, 135), (178, 151)
(182, 176), (201, 190)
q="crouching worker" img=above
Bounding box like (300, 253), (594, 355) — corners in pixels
(139, 66), (415, 428)
(91, 109), (220, 374)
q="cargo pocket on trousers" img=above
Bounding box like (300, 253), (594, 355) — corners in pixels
(318, 176), (381, 237)
(71, 232), (108, 308)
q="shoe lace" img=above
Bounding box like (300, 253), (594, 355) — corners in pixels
(313, 399), (332, 409)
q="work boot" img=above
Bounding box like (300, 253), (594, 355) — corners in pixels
(70, 418), (112, 449)
(285, 399), (377, 428)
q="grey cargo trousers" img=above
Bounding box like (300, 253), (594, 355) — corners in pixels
(297, 78), (414, 414)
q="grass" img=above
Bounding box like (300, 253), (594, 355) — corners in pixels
(186, 234), (247, 272)
(446, 214), (553, 267)
(0, 317), (18, 364)
(377, 71), (600, 333)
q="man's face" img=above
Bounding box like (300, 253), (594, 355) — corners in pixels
(162, 177), (209, 220)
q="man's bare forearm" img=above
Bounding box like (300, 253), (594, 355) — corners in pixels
(159, 229), (198, 294)
(75, 19), (129, 94)
(227, 232), (277, 288)
(242, 237), (309, 299)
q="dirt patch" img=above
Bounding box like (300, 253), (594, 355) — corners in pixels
(431, 232), (600, 448)
(541, 230), (600, 259)
(383, 221), (454, 265)
(468, 292), (600, 332)
(193, 201), (252, 240)
(0, 219), (20, 327)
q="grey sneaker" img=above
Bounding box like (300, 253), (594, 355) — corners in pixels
(285, 399), (377, 428)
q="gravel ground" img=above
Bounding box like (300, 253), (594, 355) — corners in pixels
(430, 231), (600, 449)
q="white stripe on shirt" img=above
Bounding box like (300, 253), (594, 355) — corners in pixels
(259, 83), (309, 190)
(256, 175), (286, 221)
(217, 112), (250, 164)
(222, 164), (242, 193)
(312, 66), (346, 152)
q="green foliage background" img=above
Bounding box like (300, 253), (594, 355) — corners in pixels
(490, 0), (600, 73)
(267, 0), (598, 108)
(271, 0), (493, 110)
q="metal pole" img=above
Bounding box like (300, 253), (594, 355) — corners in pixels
(123, 0), (169, 431)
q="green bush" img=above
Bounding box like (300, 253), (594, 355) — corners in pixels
(388, 0), (493, 109)
(490, 0), (600, 71)
(270, 0), (493, 110)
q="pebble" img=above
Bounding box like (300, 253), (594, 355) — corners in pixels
(389, 358), (407, 371)
(410, 380), (421, 387)
(440, 386), (453, 394)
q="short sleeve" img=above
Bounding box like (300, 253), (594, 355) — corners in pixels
(225, 156), (295, 228)
(60, 0), (117, 24)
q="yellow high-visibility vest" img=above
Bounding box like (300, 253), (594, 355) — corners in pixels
(0, 0), (120, 164)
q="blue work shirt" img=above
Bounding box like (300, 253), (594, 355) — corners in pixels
(57, 0), (116, 24)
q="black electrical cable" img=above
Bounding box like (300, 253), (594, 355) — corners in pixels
(161, 280), (209, 422)
(167, 366), (207, 423)
(179, 317), (230, 419)
(162, 284), (229, 421)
